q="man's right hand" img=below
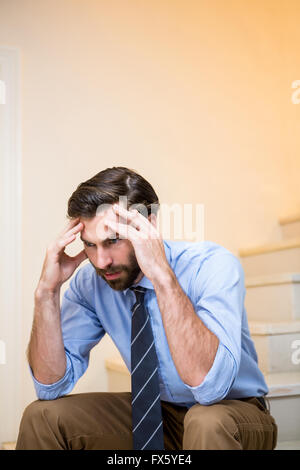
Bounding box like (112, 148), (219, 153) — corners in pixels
(37, 218), (88, 293)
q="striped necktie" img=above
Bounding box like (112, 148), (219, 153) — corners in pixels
(130, 286), (164, 450)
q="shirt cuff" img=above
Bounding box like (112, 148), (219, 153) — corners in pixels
(184, 342), (237, 405)
(29, 353), (74, 400)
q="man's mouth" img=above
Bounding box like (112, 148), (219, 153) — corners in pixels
(104, 271), (122, 280)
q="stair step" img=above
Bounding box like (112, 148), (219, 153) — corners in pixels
(239, 238), (300, 277)
(275, 440), (300, 450)
(1, 441), (16, 450)
(105, 356), (129, 375)
(265, 372), (300, 442)
(105, 356), (130, 392)
(279, 214), (300, 240)
(245, 273), (300, 322)
(250, 320), (300, 336)
(249, 321), (300, 375)
(265, 371), (300, 397)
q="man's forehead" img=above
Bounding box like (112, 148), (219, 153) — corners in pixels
(80, 211), (117, 242)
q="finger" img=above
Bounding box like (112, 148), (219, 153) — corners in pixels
(47, 233), (76, 258)
(56, 233), (77, 250)
(56, 221), (83, 251)
(105, 218), (144, 241)
(64, 221), (84, 238)
(113, 206), (159, 239)
(60, 217), (81, 237)
(112, 204), (148, 231)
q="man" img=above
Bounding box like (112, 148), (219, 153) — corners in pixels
(16, 166), (277, 450)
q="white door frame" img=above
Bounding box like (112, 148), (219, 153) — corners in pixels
(0, 47), (22, 443)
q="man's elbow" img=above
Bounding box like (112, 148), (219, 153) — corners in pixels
(188, 346), (238, 405)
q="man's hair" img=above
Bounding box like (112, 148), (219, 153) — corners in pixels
(67, 166), (160, 218)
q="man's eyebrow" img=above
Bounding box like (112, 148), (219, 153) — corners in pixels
(80, 235), (96, 244)
(80, 235), (118, 244)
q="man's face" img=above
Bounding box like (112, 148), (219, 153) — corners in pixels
(80, 209), (142, 291)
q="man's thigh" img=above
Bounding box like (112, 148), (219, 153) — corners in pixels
(17, 392), (134, 450)
(183, 397), (278, 450)
(17, 392), (188, 450)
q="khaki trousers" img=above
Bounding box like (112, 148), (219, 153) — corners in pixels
(16, 392), (277, 450)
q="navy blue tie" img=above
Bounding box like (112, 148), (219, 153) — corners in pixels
(130, 286), (164, 450)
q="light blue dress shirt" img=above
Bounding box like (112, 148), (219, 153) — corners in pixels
(31, 240), (268, 406)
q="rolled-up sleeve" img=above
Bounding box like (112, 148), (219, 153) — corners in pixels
(29, 352), (74, 400)
(184, 252), (245, 405)
(30, 270), (105, 400)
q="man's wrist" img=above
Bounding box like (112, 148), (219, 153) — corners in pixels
(152, 265), (177, 290)
(35, 281), (61, 300)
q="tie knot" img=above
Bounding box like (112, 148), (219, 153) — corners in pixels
(130, 286), (147, 303)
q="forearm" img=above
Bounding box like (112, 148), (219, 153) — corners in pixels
(27, 285), (66, 384)
(153, 269), (219, 387)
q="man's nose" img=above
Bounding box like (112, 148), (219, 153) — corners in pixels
(94, 247), (113, 270)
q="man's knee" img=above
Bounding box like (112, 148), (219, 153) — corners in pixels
(183, 403), (239, 449)
(22, 399), (48, 423)
(185, 403), (236, 430)
(17, 398), (70, 450)
(20, 398), (62, 432)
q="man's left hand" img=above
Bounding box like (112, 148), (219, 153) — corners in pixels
(104, 203), (172, 284)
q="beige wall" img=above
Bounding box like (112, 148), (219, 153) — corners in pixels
(0, 0), (299, 422)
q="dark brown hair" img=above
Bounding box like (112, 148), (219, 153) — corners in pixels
(67, 166), (160, 218)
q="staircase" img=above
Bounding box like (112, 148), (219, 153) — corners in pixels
(240, 213), (300, 449)
(105, 213), (300, 450)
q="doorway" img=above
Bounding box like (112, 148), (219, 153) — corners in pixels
(0, 47), (22, 445)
